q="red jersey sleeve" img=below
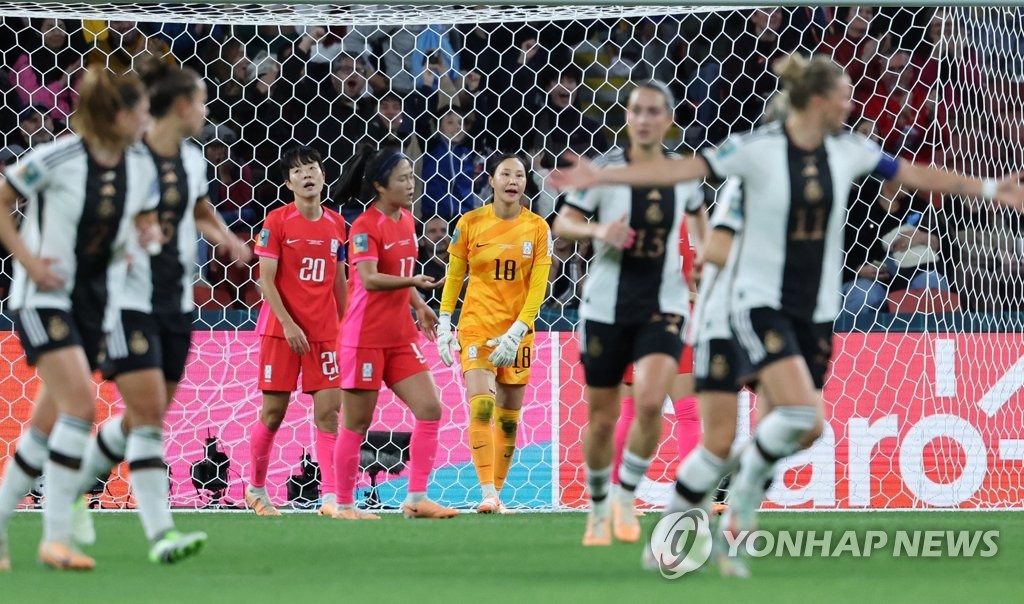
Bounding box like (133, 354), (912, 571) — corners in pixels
(679, 215), (695, 285)
(255, 209), (282, 259)
(349, 216), (379, 264)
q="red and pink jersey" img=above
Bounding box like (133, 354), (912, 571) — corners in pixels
(341, 206), (419, 349)
(680, 215), (695, 286)
(254, 202), (347, 342)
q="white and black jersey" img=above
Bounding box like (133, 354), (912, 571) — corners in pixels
(120, 140), (208, 314)
(688, 178), (744, 345)
(566, 148), (703, 325)
(4, 136), (159, 325)
(700, 122), (898, 323)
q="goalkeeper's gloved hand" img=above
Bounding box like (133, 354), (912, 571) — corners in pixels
(436, 312), (460, 367)
(486, 320), (529, 368)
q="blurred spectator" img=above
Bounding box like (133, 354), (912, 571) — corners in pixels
(206, 37), (251, 125)
(282, 34), (375, 181)
(449, 69), (500, 154)
(856, 50), (931, 152)
(819, 6), (886, 95)
(619, 18), (674, 81)
(342, 19), (421, 95)
(720, 8), (794, 134)
(86, 20), (175, 73)
(789, 6), (834, 52)
(417, 215), (452, 309)
(411, 24), (460, 90)
(509, 68), (608, 170)
(546, 238), (588, 310)
(294, 25), (347, 81)
(233, 54), (292, 169)
(201, 123), (258, 232)
(150, 22), (225, 69)
(841, 180), (948, 320)
(12, 18), (81, 122)
(362, 91), (421, 161)
(951, 206), (1023, 312)
(420, 109), (478, 220)
(14, 104), (58, 148)
(589, 39), (636, 79)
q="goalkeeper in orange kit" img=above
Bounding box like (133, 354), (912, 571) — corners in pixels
(435, 154), (553, 513)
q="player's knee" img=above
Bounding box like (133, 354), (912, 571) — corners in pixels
(343, 414), (372, 434)
(802, 416), (825, 446)
(632, 398), (662, 425)
(412, 401), (442, 422)
(588, 411), (617, 438)
(703, 427), (735, 459)
(469, 396), (494, 424)
(261, 408), (286, 431)
(313, 414), (338, 433)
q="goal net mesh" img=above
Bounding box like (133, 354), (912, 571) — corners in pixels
(0, 4), (1021, 511)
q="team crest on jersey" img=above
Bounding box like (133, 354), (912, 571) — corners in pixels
(264, 365), (272, 381)
(130, 331), (150, 355)
(17, 161), (41, 186)
(361, 362), (373, 380)
(330, 239), (339, 255)
(763, 329), (785, 354)
(162, 187), (181, 207)
(522, 241), (533, 257)
(645, 202), (664, 224)
(47, 316), (70, 341)
(97, 198), (116, 218)
(258, 228), (270, 248)
(451, 228), (460, 244)
(354, 233), (369, 253)
(587, 336), (603, 359)
(467, 346), (478, 360)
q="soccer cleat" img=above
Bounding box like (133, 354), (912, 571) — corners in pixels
(71, 496), (96, 547)
(712, 502), (729, 515)
(38, 541), (96, 571)
(0, 537), (10, 572)
(611, 498), (641, 543)
(715, 510), (751, 579)
(244, 486), (281, 517)
(582, 513), (612, 546)
(476, 495), (502, 514)
(149, 530), (207, 565)
(332, 507), (381, 520)
(401, 499), (458, 519)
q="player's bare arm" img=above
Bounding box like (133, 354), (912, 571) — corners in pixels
(258, 256), (309, 355)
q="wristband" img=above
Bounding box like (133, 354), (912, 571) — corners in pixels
(981, 178), (997, 200)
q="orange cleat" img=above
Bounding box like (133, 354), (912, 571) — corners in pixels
(332, 507), (381, 520)
(582, 513), (612, 546)
(611, 499), (641, 543)
(0, 539), (9, 572)
(712, 502), (729, 515)
(38, 541), (95, 571)
(244, 486), (281, 517)
(401, 499), (458, 519)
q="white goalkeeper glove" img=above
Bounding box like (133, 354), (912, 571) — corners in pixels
(486, 320), (529, 368)
(436, 312), (460, 367)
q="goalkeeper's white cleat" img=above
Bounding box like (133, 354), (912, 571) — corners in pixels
(149, 530), (207, 565)
(476, 495), (502, 514)
(71, 496), (96, 547)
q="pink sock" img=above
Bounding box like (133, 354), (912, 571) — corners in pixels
(333, 428), (363, 505)
(611, 397), (635, 486)
(316, 429), (338, 499)
(673, 396), (701, 460)
(408, 419), (440, 495)
(249, 421), (277, 488)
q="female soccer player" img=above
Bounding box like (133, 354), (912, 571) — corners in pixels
(552, 80), (704, 546)
(551, 54), (1024, 574)
(0, 65), (160, 571)
(245, 146), (347, 518)
(69, 59), (251, 563)
(332, 148), (457, 520)
(434, 153), (553, 514)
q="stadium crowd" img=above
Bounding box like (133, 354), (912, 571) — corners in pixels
(0, 7), (1020, 316)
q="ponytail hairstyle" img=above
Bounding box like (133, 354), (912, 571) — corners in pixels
(71, 64), (146, 147)
(135, 54), (202, 118)
(333, 145), (411, 206)
(772, 54), (844, 110)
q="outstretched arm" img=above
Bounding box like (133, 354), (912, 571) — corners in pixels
(549, 155), (711, 191)
(894, 162), (1024, 210)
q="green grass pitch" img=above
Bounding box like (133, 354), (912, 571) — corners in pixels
(2, 511), (1019, 603)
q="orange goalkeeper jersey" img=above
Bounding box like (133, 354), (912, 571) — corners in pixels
(449, 204), (552, 336)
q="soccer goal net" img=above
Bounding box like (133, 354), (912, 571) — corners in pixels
(0, 3), (1021, 512)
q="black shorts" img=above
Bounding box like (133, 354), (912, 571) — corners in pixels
(14, 307), (105, 370)
(730, 307), (833, 389)
(579, 314), (685, 388)
(694, 337), (756, 394)
(103, 310), (194, 382)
